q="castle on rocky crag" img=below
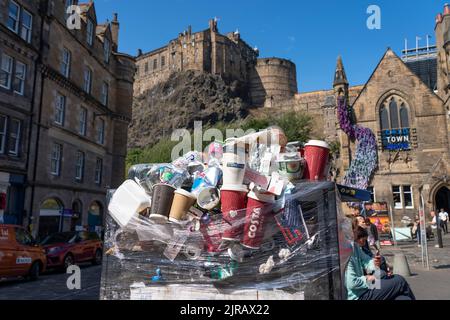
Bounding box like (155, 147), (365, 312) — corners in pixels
(134, 19), (298, 107)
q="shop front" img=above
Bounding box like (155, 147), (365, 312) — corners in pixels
(0, 172), (25, 225)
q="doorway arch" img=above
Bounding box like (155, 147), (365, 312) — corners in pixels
(39, 198), (64, 239)
(435, 186), (450, 212)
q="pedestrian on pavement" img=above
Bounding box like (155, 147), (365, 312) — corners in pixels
(365, 217), (380, 251)
(412, 215), (421, 246)
(345, 226), (416, 300)
(431, 211), (444, 248)
(439, 208), (448, 234)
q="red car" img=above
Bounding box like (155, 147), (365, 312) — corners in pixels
(41, 231), (103, 269)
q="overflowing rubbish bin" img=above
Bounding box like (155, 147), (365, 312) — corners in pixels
(100, 128), (354, 300)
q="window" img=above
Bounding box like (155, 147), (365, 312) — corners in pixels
(0, 116), (7, 154)
(7, 1), (33, 43)
(7, 1), (20, 33)
(379, 96), (410, 130)
(392, 185), (414, 209)
(101, 82), (108, 106)
(393, 186), (402, 209)
(51, 143), (62, 176)
(79, 107), (87, 136)
(400, 103), (409, 128)
(55, 94), (66, 125)
(13, 61), (26, 95)
(104, 38), (110, 63)
(153, 59), (157, 70)
(20, 9), (32, 43)
(97, 119), (105, 144)
(86, 19), (94, 46)
(75, 151), (85, 181)
(161, 56), (166, 67)
(83, 67), (92, 94)
(0, 54), (13, 89)
(403, 186), (413, 208)
(95, 158), (102, 184)
(144, 62), (149, 73)
(8, 118), (20, 156)
(61, 48), (71, 78)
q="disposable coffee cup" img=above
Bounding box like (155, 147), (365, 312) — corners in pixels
(197, 187), (221, 210)
(169, 189), (197, 223)
(222, 152), (246, 186)
(241, 191), (275, 250)
(150, 184), (176, 223)
(303, 140), (330, 181)
(277, 158), (305, 181)
(221, 185), (248, 241)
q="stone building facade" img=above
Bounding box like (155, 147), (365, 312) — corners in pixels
(0, 0), (42, 226)
(134, 19), (297, 106)
(279, 4), (450, 223)
(0, 0), (135, 238)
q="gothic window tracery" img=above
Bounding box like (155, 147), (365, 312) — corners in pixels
(379, 96), (410, 130)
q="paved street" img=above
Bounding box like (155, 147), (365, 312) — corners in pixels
(382, 232), (450, 300)
(0, 264), (101, 300)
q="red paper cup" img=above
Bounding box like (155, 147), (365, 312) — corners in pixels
(303, 140), (330, 181)
(241, 191), (275, 250)
(220, 185), (248, 241)
(200, 216), (225, 254)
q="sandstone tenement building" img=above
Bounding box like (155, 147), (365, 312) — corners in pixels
(0, 0), (135, 238)
(134, 19), (298, 107)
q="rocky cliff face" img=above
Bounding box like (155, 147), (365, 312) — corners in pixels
(128, 70), (249, 149)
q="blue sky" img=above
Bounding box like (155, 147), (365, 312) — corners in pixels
(94, 0), (444, 92)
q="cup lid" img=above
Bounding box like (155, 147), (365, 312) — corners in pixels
(221, 184), (248, 192)
(305, 140), (330, 149)
(248, 191), (276, 203)
(175, 189), (196, 199)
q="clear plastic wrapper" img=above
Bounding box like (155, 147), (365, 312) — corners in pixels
(101, 181), (353, 300)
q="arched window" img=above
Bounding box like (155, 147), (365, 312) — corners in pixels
(380, 106), (389, 130)
(400, 103), (409, 128)
(389, 98), (399, 129)
(379, 95), (410, 130)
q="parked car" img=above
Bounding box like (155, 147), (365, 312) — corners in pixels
(41, 231), (103, 270)
(0, 225), (47, 280)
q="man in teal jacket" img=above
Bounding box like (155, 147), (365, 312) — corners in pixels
(345, 227), (416, 300)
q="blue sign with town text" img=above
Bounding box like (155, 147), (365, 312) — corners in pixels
(381, 128), (411, 151)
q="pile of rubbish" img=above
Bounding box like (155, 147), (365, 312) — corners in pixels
(104, 127), (348, 297)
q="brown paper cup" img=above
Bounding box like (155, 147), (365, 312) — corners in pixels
(169, 189), (197, 223)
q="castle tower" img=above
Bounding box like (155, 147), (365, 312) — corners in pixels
(333, 56), (349, 101)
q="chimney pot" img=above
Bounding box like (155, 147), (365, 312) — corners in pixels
(436, 13), (443, 24)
